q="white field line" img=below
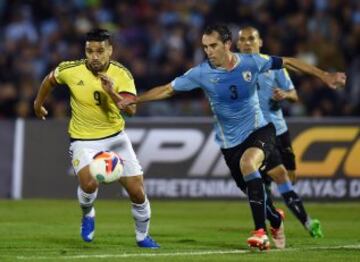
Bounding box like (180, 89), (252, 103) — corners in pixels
(15, 250), (248, 260)
(14, 244), (360, 260)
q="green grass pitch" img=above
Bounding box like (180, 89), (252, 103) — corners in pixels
(0, 200), (359, 261)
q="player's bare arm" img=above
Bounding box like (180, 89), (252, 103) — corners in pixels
(137, 83), (174, 103)
(98, 73), (137, 116)
(282, 57), (346, 89)
(33, 71), (57, 120)
(117, 83), (175, 110)
(272, 88), (298, 102)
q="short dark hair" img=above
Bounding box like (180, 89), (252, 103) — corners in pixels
(204, 23), (232, 43)
(239, 25), (262, 38)
(86, 28), (111, 42)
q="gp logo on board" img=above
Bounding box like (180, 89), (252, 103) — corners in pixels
(292, 126), (360, 177)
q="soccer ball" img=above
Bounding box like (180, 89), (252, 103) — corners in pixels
(89, 151), (124, 184)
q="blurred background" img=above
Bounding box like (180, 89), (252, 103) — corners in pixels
(0, 0), (359, 119)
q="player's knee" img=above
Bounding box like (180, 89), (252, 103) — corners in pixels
(77, 166), (99, 193)
(121, 176), (146, 204)
(240, 156), (257, 175)
(267, 165), (289, 184)
(240, 148), (264, 175)
(288, 170), (296, 184)
(128, 189), (146, 204)
(81, 180), (98, 193)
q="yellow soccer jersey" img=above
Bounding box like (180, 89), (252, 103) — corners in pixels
(54, 59), (136, 139)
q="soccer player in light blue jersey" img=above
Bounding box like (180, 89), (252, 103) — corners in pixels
(237, 26), (323, 242)
(114, 24), (346, 250)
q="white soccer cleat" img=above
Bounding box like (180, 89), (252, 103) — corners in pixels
(247, 228), (270, 251)
(270, 220), (285, 249)
(270, 208), (286, 249)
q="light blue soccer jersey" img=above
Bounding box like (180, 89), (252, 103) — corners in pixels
(257, 69), (294, 136)
(171, 53), (279, 149)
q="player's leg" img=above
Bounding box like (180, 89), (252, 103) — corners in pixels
(113, 132), (159, 248)
(240, 147), (270, 250)
(77, 165), (98, 242)
(267, 165), (323, 238)
(222, 145), (269, 250)
(287, 170), (296, 184)
(277, 131), (296, 184)
(259, 154), (286, 249)
(264, 184), (285, 249)
(271, 133), (308, 227)
(267, 164), (307, 223)
(70, 141), (100, 242)
(221, 124), (285, 250)
(247, 123), (286, 249)
(261, 173), (283, 230)
(276, 131), (323, 238)
(119, 175), (159, 248)
(240, 147), (267, 231)
(225, 152), (283, 248)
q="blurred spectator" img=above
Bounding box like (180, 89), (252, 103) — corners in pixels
(0, 0), (358, 118)
(0, 83), (17, 118)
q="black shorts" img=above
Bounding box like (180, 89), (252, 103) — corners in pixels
(276, 130), (296, 171)
(262, 130), (296, 186)
(221, 123), (282, 192)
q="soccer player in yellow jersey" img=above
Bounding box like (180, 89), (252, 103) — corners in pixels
(33, 29), (159, 248)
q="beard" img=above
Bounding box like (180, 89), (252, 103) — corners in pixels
(89, 61), (104, 72)
(87, 60), (109, 74)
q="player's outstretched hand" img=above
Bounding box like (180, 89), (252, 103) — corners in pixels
(116, 96), (137, 110)
(33, 101), (48, 120)
(98, 73), (114, 93)
(272, 88), (287, 101)
(322, 72), (347, 89)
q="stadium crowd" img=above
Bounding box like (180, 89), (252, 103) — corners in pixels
(0, 0), (359, 118)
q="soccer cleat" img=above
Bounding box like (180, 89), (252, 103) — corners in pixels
(270, 220), (285, 249)
(309, 219), (323, 238)
(137, 236), (160, 248)
(276, 208), (285, 220)
(247, 228), (270, 251)
(81, 216), (95, 242)
(270, 208), (286, 248)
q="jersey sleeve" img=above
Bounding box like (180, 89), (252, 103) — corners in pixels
(53, 62), (68, 84)
(171, 67), (201, 92)
(115, 67), (137, 95)
(252, 54), (284, 73)
(274, 68), (295, 91)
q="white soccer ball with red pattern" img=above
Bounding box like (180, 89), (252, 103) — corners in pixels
(89, 151), (124, 184)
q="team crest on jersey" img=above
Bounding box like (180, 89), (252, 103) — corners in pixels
(242, 71), (252, 82)
(72, 159), (80, 167)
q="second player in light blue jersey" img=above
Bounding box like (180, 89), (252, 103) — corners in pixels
(257, 69), (296, 135)
(116, 24), (346, 251)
